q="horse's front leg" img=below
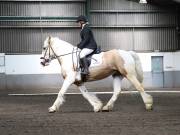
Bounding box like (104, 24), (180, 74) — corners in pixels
(49, 74), (75, 113)
(78, 84), (103, 112)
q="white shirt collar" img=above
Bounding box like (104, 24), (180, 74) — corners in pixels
(81, 23), (86, 30)
(81, 23), (89, 30)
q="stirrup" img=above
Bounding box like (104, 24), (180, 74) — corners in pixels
(81, 71), (89, 75)
(76, 67), (81, 72)
(81, 67), (89, 75)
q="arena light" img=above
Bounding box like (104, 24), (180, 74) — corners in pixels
(139, 0), (147, 4)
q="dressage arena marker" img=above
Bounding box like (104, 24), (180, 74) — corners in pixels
(8, 91), (180, 96)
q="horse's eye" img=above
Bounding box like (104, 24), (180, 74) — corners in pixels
(43, 47), (46, 50)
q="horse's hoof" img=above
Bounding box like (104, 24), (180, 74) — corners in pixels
(145, 103), (153, 111)
(94, 103), (103, 112)
(102, 105), (113, 112)
(48, 106), (57, 113)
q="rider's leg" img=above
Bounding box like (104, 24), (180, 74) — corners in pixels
(80, 57), (89, 74)
(80, 48), (94, 74)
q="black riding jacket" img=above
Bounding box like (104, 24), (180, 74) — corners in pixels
(77, 24), (97, 50)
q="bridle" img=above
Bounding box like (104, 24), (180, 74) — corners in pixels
(40, 37), (81, 70)
(40, 37), (56, 66)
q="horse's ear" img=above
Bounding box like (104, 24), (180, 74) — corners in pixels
(48, 36), (51, 41)
(48, 36), (51, 45)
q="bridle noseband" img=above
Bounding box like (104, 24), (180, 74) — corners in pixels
(40, 37), (55, 66)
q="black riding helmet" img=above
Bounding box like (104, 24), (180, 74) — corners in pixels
(76, 15), (88, 23)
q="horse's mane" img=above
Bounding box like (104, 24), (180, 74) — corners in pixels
(48, 37), (76, 54)
(52, 37), (74, 48)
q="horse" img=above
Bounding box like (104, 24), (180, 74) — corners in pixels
(40, 36), (153, 113)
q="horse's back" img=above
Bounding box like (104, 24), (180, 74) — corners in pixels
(117, 50), (135, 65)
(89, 49), (135, 68)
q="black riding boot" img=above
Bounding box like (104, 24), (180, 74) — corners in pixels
(80, 57), (89, 75)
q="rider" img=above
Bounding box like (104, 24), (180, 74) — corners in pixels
(76, 15), (97, 75)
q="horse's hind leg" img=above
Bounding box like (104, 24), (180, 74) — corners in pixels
(78, 84), (103, 112)
(102, 74), (123, 111)
(126, 74), (153, 110)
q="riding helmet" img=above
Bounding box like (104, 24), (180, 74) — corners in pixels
(76, 15), (88, 23)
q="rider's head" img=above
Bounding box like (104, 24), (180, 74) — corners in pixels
(76, 15), (88, 27)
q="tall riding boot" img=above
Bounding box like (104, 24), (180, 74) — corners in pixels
(80, 57), (89, 75)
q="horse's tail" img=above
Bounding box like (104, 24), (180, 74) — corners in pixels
(129, 51), (143, 83)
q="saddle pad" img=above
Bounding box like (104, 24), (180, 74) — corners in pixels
(89, 52), (103, 68)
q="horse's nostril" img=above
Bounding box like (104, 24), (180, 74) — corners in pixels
(45, 59), (50, 62)
(41, 61), (45, 66)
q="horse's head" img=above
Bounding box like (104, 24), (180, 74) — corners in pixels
(40, 36), (76, 66)
(40, 36), (56, 66)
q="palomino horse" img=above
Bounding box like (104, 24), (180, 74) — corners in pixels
(41, 36), (153, 113)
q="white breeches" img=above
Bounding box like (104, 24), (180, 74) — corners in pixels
(80, 48), (94, 58)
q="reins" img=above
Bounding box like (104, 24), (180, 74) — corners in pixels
(49, 45), (80, 59)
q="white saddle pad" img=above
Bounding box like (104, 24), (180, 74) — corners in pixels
(89, 52), (103, 68)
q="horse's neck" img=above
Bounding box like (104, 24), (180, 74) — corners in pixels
(54, 39), (74, 55)
(52, 38), (79, 69)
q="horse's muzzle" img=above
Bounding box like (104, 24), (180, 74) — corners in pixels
(40, 57), (50, 66)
